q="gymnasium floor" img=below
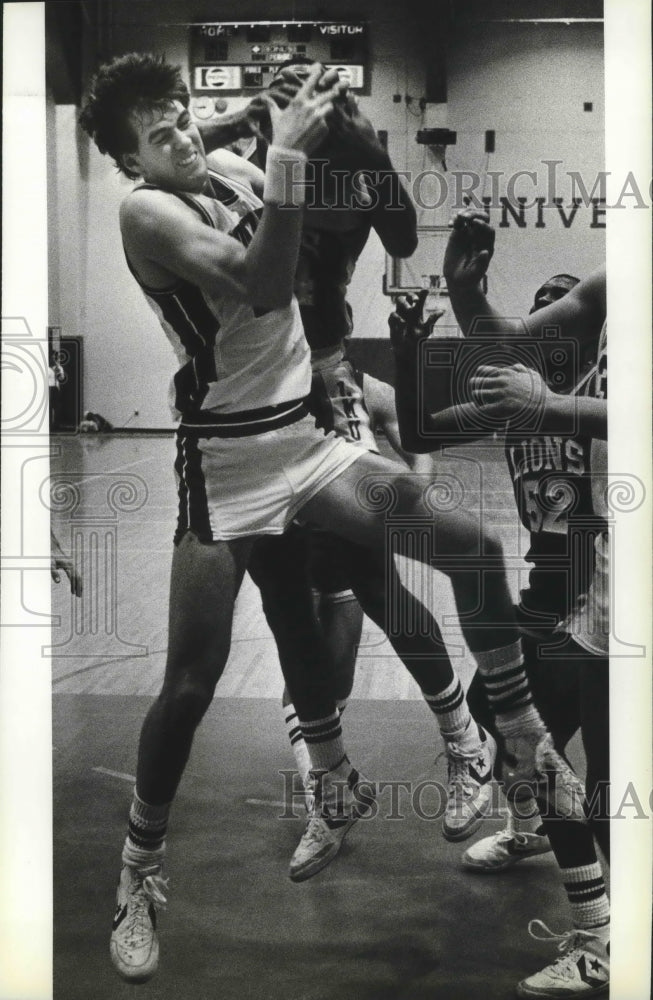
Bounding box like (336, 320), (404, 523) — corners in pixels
(51, 433), (586, 1000)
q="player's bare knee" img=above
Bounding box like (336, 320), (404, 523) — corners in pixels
(393, 473), (429, 518)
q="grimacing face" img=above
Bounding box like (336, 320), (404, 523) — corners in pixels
(122, 100), (208, 192)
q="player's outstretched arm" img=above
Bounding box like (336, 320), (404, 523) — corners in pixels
(442, 209), (506, 337)
(470, 363), (608, 439)
(329, 99), (417, 258)
(444, 210), (606, 350)
(522, 267), (606, 348)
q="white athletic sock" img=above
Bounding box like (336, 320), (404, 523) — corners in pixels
(562, 862), (610, 929)
(474, 640), (547, 737)
(298, 710), (347, 774)
(423, 677), (480, 749)
(122, 789), (169, 869)
(283, 702), (312, 788)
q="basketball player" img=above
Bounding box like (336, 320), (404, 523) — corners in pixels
(276, 363), (435, 804)
(80, 57), (561, 984)
(200, 61), (499, 874)
(463, 274), (608, 880)
(391, 210), (609, 997)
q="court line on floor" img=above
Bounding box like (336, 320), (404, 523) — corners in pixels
(52, 648), (168, 685)
(245, 798), (288, 808)
(93, 766), (136, 783)
(82, 451), (172, 475)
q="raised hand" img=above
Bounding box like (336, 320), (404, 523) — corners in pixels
(389, 289), (445, 359)
(442, 209), (495, 289)
(327, 96), (387, 169)
(267, 65), (342, 110)
(264, 64), (347, 156)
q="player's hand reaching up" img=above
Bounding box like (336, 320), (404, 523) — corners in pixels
(327, 96), (388, 169)
(389, 289), (445, 360)
(443, 209), (495, 289)
(263, 64), (347, 156)
(266, 65), (341, 110)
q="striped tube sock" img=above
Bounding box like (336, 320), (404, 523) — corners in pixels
(423, 678), (480, 750)
(298, 711), (347, 774)
(283, 702), (312, 787)
(122, 789), (169, 869)
(474, 640), (546, 737)
(562, 862), (610, 929)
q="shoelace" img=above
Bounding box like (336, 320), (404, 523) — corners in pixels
(142, 873), (169, 909)
(123, 872), (169, 948)
(301, 813), (332, 846)
(527, 919), (604, 977)
(443, 743), (483, 800)
(486, 827), (517, 846)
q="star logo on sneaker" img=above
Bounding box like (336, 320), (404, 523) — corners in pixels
(578, 954), (608, 986)
(112, 904), (127, 931)
(468, 761), (490, 783)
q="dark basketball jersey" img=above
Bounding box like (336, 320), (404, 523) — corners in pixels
(506, 350), (607, 634)
(294, 222), (371, 350)
(308, 348), (379, 452)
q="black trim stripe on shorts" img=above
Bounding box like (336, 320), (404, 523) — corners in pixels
(173, 398), (309, 544)
(179, 398), (309, 438)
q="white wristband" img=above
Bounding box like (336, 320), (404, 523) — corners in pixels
(263, 144), (307, 207)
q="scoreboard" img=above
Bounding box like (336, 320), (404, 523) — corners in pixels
(189, 20), (369, 100)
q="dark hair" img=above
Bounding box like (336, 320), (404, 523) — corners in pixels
(546, 273), (581, 286)
(78, 52), (190, 179)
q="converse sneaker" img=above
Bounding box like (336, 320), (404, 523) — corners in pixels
(442, 727), (496, 841)
(502, 727), (548, 791)
(502, 732), (586, 822)
(289, 765), (376, 882)
(517, 919), (609, 997)
(534, 735), (587, 822)
(110, 864), (168, 983)
(462, 815), (552, 871)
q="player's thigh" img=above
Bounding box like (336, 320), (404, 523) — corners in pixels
(165, 530), (253, 685)
(249, 526), (312, 595)
(299, 451), (483, 556)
